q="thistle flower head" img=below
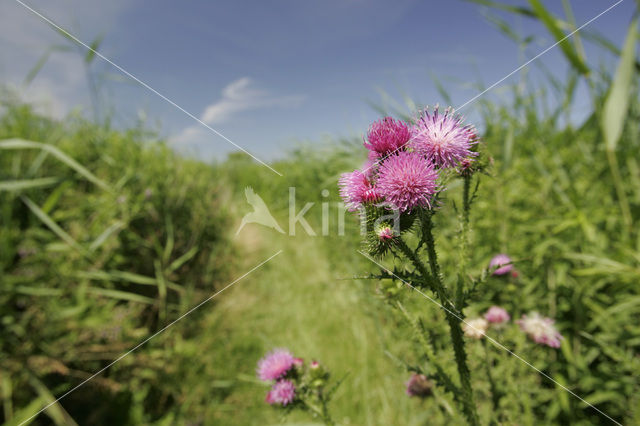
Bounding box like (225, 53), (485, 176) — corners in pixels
(376, 151), (438, 212)
(517, 312), (563, 348)
(339, 170), (379, 212)
(257, 348), (295, 382)
(376, 223), (395, 241)
(411, 106), (477, 168)
(484, 306), (510, 324)
(364, 117), (412, 156)
(405, 373), (433, 398)
(489, 254), (513, 276)
(265, 379), (296, 406)
(463, 317), (488, 339)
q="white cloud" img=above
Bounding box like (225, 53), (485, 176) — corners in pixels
(172, 77), (305, 146)
(200, 77), (304, 124)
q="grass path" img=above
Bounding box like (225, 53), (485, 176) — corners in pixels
(197, 226), (459, 425)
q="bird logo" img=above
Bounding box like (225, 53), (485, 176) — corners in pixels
(235, 187), (285, 236)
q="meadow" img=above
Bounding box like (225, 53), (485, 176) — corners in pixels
(1, 2), (640, 425)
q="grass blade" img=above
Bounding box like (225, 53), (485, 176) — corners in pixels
(528, 0), (590, 75)
(0, 139), (112, 192)
(21, 195), (88, 256)
(0, 177), (59, 192)
(602, 18), (637, 152)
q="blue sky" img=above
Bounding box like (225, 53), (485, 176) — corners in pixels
(0, 0), (635, 164)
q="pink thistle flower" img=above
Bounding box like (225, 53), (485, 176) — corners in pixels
(257, 349), (295, 382)
(376, 151), (438, 212)
(517, 312), (563, 348)
(364, 117), (412, 156)
(411, 107), (477, 168)
(338, 170), (380, 212)
(405, 373), (433, 397)
(484, 306), (510, 324)
(489, 254), (513, 276)
(266, 380), (296, 406)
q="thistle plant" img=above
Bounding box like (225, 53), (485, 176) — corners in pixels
(256, 348), (340, 425)
(340, 108), (567, 424)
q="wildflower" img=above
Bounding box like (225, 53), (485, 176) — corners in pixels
(376, 151), (438, 212)
(364, 117), (412, 156)
(338, 170), (379, 212)
(405, 373), (433, 398)
(517, 312), (563, 348)
(489, 254), (513, 276)
(293, 357), (304, 367)
(257, 348), (295, 381)
(266, 380), (296, 406)
(484, 306), (510, 324)
(463, 317), (488, 339)
(411, 107), (477, 168)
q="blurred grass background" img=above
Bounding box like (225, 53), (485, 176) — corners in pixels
(2, 1), (640, 425)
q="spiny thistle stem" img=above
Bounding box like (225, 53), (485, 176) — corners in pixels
(456, 174), (473, 307)
(421, 213), (480, 426)
(396, 301), (460, 397)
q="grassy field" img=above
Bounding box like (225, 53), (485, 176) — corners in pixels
(2, 3), (640, 424)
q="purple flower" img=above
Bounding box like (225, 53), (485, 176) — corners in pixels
(517, 312), (563, 348)
(484, 306), (510, 324)
(405, 373), (433, 397)
(257, 349), (295, 382)
(338, 170), (379, 212)
(265, 379), (296, 406)
(489, 254), (513, 276)
(376, 151), (438, 212)
(411, 107), (477, 168)
(364, 117), (412, 156)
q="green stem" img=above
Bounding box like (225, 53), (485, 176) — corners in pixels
(456, 175), (472, 307)
(421, 213), (480, 426)
(305, 399), (334, 425)
(396, 301), (461, 397)
(483, 340), (501, 417)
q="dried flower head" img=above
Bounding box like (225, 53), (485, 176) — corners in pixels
(463, 317), (488, 339)
(376, 151), (438, 212)
(517, 312), (563, 348)
(364, 117), (412, 156)
(257, 348), (295, 382)
(484, 306), (510, 324)
(405, 373), (433, 397)
(411, 107), (477, 168)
